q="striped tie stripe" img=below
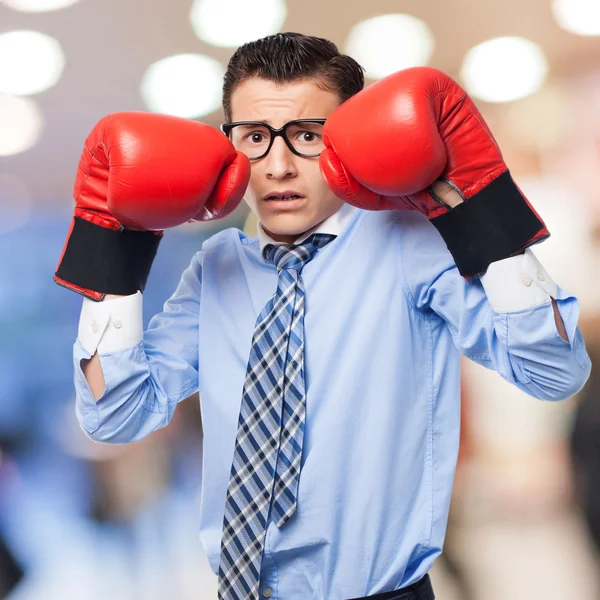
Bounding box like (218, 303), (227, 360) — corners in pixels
(217, 233), (335, 600)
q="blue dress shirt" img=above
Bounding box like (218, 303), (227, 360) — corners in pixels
(73, 205), (590, 600)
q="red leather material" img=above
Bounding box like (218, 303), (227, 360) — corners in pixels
(73, 112), (250, 231)
(56, 111), (251, 298)
(320, 67), (549, 277)
(320, 66), (538, 220)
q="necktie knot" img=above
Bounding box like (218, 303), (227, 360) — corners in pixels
(264, 233), (336, 272)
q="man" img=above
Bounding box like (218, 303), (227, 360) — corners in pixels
(54, 33), (590, 600)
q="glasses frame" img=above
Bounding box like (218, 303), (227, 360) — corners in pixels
(220, 118), (327, 161)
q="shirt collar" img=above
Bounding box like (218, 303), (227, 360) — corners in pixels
(257, 202), (357, 255)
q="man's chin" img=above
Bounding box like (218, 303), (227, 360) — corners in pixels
(260, 217), (318, 242)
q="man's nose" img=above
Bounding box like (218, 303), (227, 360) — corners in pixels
(264, 135), (297, 179)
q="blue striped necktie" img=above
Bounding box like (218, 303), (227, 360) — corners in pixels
(218, 232), (336, 600)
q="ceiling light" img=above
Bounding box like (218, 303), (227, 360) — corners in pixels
(0, 30), (65, 95)
(140, 54), (224, 119)
(0, 95), (44, 156)
(190, 0), (287, 48)
(345, 14), (435, 80)
(460, 37), (548, 103)
(552, 0), (600, 36)
(3, 0), (82, 11)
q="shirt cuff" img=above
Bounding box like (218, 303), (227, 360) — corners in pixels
(78, 291), (143, 355)
(479, 248), (559, 312)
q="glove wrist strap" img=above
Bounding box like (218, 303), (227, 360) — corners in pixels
(429, 171), (549, 278)
(55, 217), (162, 299)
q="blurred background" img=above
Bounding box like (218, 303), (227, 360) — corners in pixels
(1, 0), (600, 598)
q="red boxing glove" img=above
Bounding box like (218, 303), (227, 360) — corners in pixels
(54, 112), (250, 300)
(320, 67), (549, 278)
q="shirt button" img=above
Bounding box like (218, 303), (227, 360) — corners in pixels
(90, 321), (99, 334)
(522, 276), (532, 287)
(537, 271), (545, 282)
(113, 319), (122, 329)
(262, 588), (272, 598)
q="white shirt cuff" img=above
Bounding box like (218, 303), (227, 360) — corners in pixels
(78, 291), (143, 355)
(479, 248), (559, 312)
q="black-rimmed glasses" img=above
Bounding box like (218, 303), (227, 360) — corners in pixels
(220, 119), (327, 160)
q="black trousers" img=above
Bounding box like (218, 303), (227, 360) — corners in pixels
(347, 574), (435, 600)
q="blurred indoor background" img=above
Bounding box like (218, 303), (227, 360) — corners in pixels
(1, 0), (600, 598)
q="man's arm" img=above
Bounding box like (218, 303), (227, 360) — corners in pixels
(58, 112), (249, 442)
(552, 299), (568, 341)
(432, 180), (569, 342)
(81, 294), (126, 400)
(81, 354), (104, 400)
(74, 254), (202, 443)
(397, 210), (591, 401)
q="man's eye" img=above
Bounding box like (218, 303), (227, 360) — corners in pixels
(245, 132), (268, 144)
(296, 131), (322, 143)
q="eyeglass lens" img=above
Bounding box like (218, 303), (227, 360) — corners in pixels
(228, 121), (325, 159)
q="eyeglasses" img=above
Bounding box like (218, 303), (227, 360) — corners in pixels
(220, 119), (327, 160)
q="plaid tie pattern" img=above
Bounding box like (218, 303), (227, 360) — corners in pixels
(217, 233), (335, 600)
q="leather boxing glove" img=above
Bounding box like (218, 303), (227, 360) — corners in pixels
(54, 112), (250, 300)
(320, 66), (549, 278)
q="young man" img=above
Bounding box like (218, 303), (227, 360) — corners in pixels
(55, 33), (591, 600)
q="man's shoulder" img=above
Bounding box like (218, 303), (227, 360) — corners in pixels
(361, 208), (439, 243)
(386, 208), (430, 229)
(387, 209), (446, 243)
(200, 226), (258, 253)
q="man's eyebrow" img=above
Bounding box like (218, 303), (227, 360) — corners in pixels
(235, 118), (271, 125)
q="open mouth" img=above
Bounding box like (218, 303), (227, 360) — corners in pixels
(265, 194), (304, 201)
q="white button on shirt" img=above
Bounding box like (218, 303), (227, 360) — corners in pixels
(74, 205), (590, 600)
(78, 292), (143, 356)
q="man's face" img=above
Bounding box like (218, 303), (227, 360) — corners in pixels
(229, 77), (345, 243)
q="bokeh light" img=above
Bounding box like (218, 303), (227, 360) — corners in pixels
(140, 54), (224, 118)
(345, 14), (434, 79)
(3, 0), (82, 12)
(552, 0), (600, 36)
(190, 0), (287, 47)
(460, 37), (548, 102)
(0, 94), (44, 156)
(0, 30), (65, 96)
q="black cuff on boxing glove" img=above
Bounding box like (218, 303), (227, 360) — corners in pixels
(55, 217), (162, 299)
(429, 171), (549, 279)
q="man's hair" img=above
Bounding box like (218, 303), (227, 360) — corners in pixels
(222, 32), (365, 121)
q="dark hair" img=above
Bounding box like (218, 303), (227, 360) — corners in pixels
(222, 32), (365, 121)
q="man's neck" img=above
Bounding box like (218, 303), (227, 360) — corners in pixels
(261, 225), (315, 245)
(257, 203), (357, 255)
